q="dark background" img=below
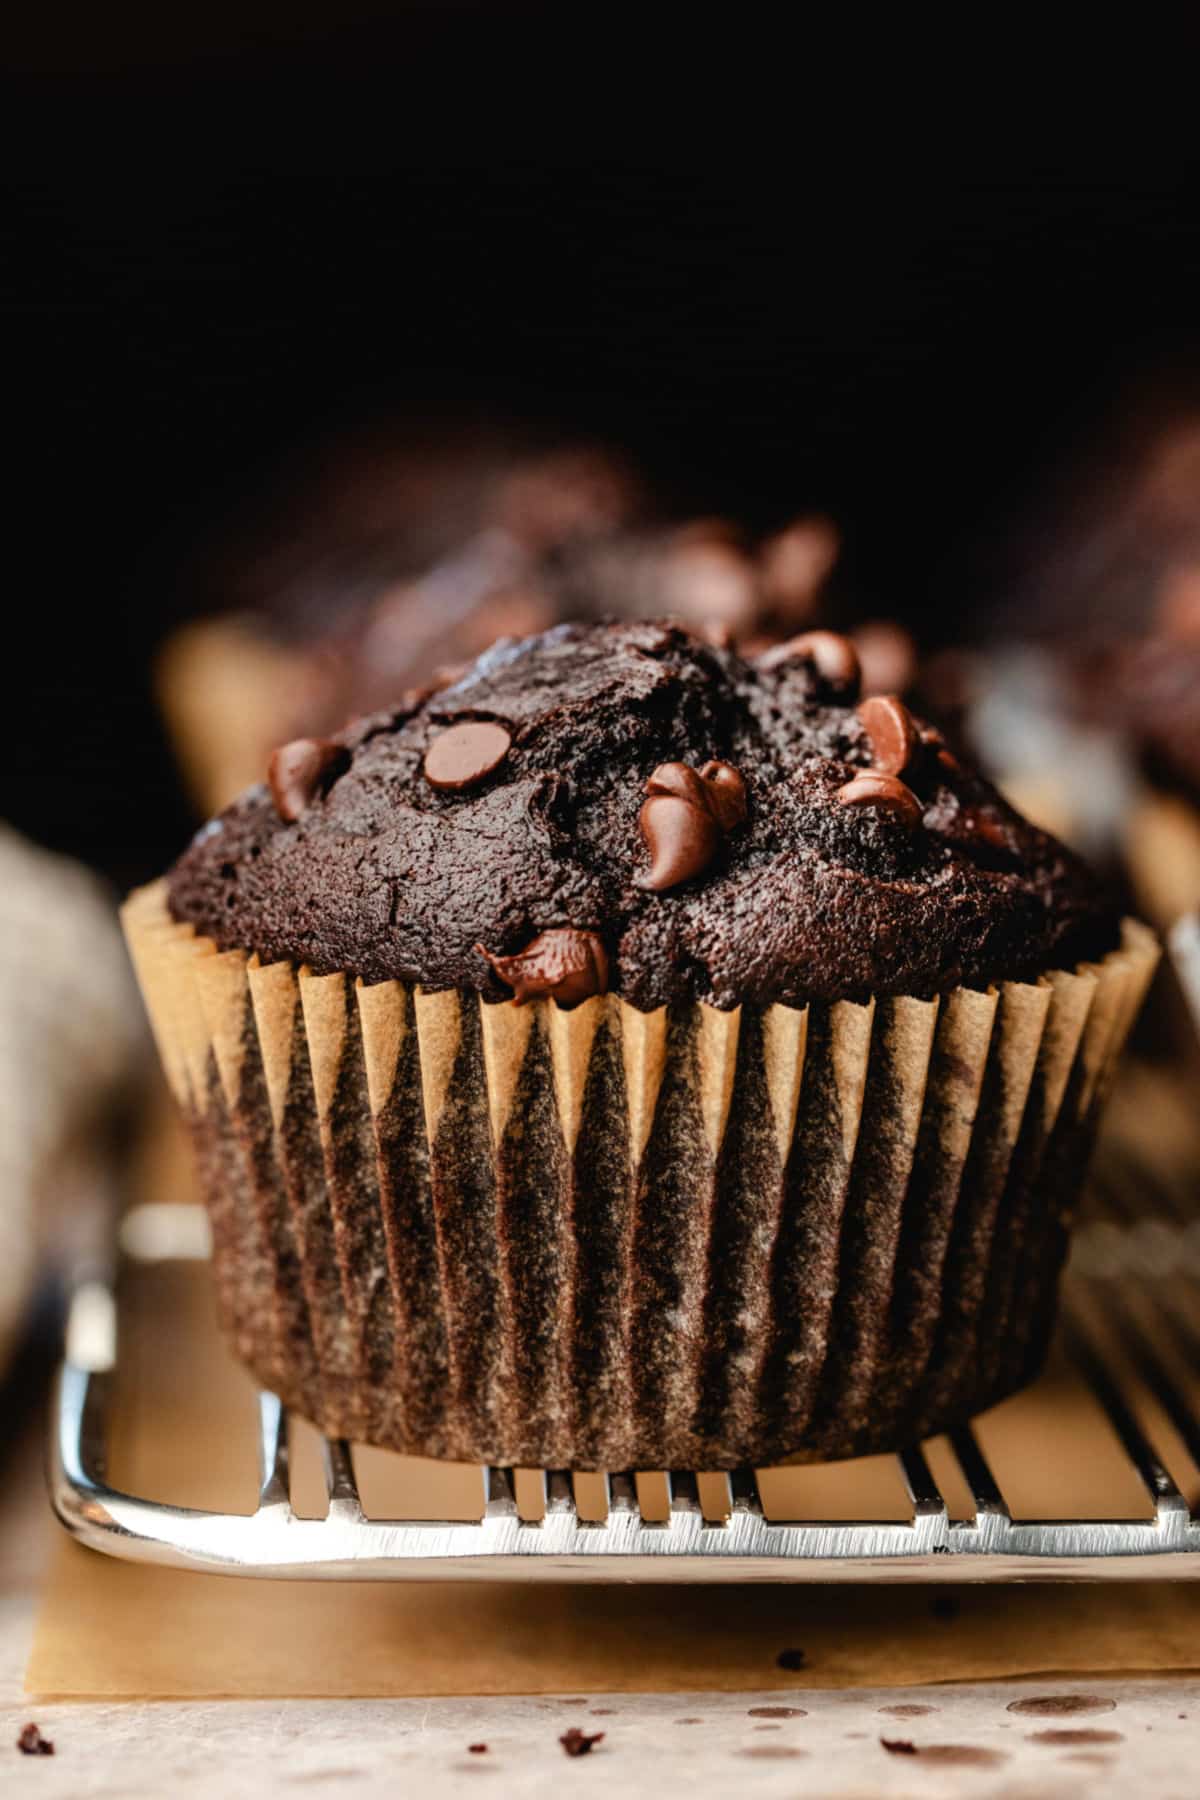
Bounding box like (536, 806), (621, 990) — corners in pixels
(5, 13), (1200, 886)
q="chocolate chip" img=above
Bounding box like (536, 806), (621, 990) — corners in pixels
(757, 629), (861, 695)
(857, 694), (919, 776)
(478, 929), (609, 1008)
(836, 770), (923, 829)
(423, 720), (512, 791)
(637, 759), (748, 891)
(16, 1723), (54, 1756)
(467, 1743), (489, 1754)
(775, 1647), (807, 1670)
(699, 760), (749, 831)
(880, 1737), (917, 1755)
(559, 1728), (605, 1757)
(267, 737), (350, 822)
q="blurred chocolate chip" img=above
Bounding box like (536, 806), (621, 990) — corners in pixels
(559, 1727), (605, 1758)
(424, 720), (512, 791)
(478, 929), (609, 1008)
(267, 737), (351, 822)
(758, 516), (839, 623)
(852, 619), (918, 696)
(757, 629), (861, 696)
(880, 1737), (917, 1756)
(699, 619), (735, 650)
(467, 1743), (489, 1754)
(637, 759), (748, 891)
(660, 531), (759, 634)
(857, 694), (919, 776)
(836, 771), (923, 829)
(776, 1648), (807, 1671)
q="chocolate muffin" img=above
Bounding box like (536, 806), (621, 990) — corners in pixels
(126, 622), (1157, 1468)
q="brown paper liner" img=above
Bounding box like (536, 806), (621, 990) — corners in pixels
(155, 619), (308, 814)
(1125, 787), (1200, 930)
(123, 882), (1159, 1469)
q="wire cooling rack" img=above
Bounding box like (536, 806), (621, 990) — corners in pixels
(45, 1189), (1200, 1584)
(47, 920), (1200, 1584)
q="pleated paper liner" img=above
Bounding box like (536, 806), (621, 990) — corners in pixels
(1125, 787), (1200, 930)
(122, 881), (1159, 1470)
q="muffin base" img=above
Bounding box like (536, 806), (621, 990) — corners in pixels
(124, 883), (1158, 1469)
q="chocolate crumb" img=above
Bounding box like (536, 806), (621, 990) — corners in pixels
(775, 1647), (806, 1670)
(559, 1727), (604, 1758)
(880, 1737), (917, 1755)
(467, 1743), (488, 1754)
(16, 1723), (54, 1757)
(748, 1706), (807, 1718)
(1028, 1728), (1123, 1747)
(1007, 1695), (1116, 1718)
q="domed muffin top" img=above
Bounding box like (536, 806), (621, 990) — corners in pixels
(167, 621), (1119, 1011)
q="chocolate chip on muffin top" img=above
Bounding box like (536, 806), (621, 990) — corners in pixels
(167, 620), (1119, 1010)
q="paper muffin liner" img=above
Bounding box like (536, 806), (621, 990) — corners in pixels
(156, 619), (308, 814)
(123, 881), (1159, 1469)
(1125, 787), (1200, 931)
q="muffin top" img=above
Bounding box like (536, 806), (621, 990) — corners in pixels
(167, 621), (1119, 1011)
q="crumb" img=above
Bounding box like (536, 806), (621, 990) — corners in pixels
(468, 1743), (488, 1754)
(776, 1647), (806, 1670)
(16, 1724), (54, 1757)
(930, 1592), (960, 1621)
(559, 1727), (605, 1758)
(880, 1737), (917, 1755)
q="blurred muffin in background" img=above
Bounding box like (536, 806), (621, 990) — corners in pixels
(0, 825), (146, 1372)
(158, 423), (650, 810)
(157, 418), (910, 813)
(977, 407), (1200, 927)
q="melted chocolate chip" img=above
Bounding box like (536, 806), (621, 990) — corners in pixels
(424, 720), (512, 791)
(559, 1728), (604, 1758)
(857, 693), (919, 776)
(267, 738), (350, 822)
(638, 759), (748, 890)
(748, 1706), (807, 1718)
(758, 629), (861, 695)
(836, 770), (923, 829)
(478, 929), (609, 1008)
